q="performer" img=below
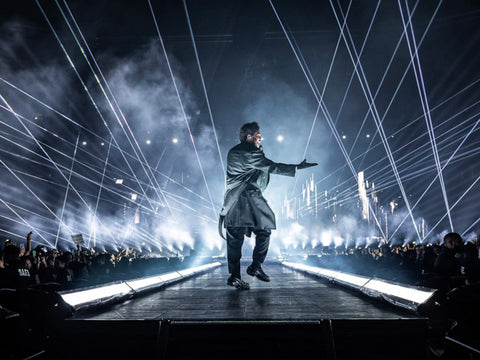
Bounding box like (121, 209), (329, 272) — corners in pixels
(219, 122), (317, 289)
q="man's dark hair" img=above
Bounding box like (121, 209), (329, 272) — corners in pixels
(444, 232), (463, 245)
(239, 122), (260, 142)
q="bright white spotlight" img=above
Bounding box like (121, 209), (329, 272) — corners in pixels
(172, 138), (178, 144)
(146, 139), (151, 145)
(82, 141), (87, 145)
(115, 179), (123, 184)
(277, 135), (284, 142)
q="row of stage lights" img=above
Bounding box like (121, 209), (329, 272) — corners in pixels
(282, 261), (436, 313)
(77, 138), (180, 147)
(58, 260), (435, 316)
(59, 262), (221, 311)
(71, 134), (372, 147)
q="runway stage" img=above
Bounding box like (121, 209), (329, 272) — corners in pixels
(49, 262), (429, 359)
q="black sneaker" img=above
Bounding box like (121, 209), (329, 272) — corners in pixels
(227, 276), (250, 290)
(246, 265), (270, 282)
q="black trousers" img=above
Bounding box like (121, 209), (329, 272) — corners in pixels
(226, 227), (271, 278)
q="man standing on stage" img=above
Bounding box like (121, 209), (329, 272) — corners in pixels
(219, 122), (317, 289)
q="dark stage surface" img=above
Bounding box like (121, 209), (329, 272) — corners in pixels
(49, 262), (429, 359)
(72, 262), (418, 321)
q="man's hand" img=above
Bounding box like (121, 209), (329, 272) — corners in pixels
(296, 159), (318, 170)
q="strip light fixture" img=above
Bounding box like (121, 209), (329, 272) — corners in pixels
(282, 261), (436, 312)
(59, 261), (222, 311)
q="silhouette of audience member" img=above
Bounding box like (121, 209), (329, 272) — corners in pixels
(444, 262), (480, 355)
(37, 253), (56, 283)
(460, 241), (480, 277)
(433, 232), (465, 291)
(0, 244), (34, 289)
(52, 254), (74, 289)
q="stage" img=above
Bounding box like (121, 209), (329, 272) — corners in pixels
(45, 261), (429, 359)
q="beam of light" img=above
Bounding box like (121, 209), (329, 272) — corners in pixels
(388, 116), (480, 241)
(0, 119), (161, 222)
(346, 0), (416, 161)
(331, 0), (380, 128)
(364, 124), (479, 200)
(1, 96), (215, 223)
(55, 134), (80, 249)
(35, 0), (162, 218)
(183, 0), (226, 179)
(398, 0), (452, 231)
(57, 0), (176, 219)
(329, 0), (422, 243)
(148, 0), (218, 220)
(281, 0), (352, 172)
(88, 135), (113, 248)
(0, 90), (215, 222)
(315, 75), (480, 198)
(0, 197), (54, 248)
(270, 0), (386, 240)
(462, 217), (480, 237)
(330, 0), (382, 186)
(425, 174), (480, 240)
(0, 92), (121, 246)
(356, 0), (442, 171)
(1, 106), (213, 220)
(345, 106), (480, 204)
(0, 150), (76, 235)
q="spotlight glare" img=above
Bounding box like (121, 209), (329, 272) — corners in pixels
(277, 135), (284, 142)
(172, 138), (178, 144)
(146, 139), (151, 144)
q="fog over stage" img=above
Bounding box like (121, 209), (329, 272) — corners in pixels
(0, 1), (479, 255)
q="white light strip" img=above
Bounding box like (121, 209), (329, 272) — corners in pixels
(283, 261), (369, 286)
(334, 272), (370, 287)
(177, 268), (197, 277)
(127, 275), (164, 291)
(282, 261), (435, 307)
(60, 283), (132, 307)
(364, 279), (434, 304)
(60, 262), (222, 309)
(158, 271), (182, 283)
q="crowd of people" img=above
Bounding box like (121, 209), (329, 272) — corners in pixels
(301, 232), (480, 359)
(0, 232), (201, 292)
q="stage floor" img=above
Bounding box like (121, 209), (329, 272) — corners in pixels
(72, 261), (419, 321)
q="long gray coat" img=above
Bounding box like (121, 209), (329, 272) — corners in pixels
(221, 141), (296, 231)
